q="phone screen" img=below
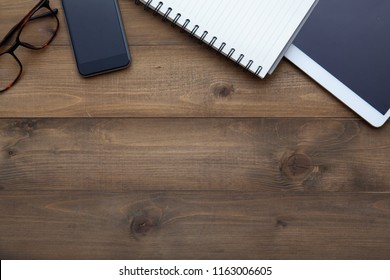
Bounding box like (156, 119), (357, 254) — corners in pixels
(62, 0), (131, 76)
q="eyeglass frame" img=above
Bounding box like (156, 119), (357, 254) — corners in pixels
(0, 0), (59, 93)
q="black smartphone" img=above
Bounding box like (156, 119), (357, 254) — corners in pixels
(62, 0), (131, 77)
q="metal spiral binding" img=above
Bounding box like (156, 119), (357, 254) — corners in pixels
(236, 54), (245, 65)
(162, 7), (172, 22)
(208, 36), (217, 48)
(227, 48), (235, 60)
(245, 60), (254, 71)
(190, 25), (199, 36)
(181, 19), (190, 33)
(153, 1), (164, 15)
(255, 66), (263, 76)
(218, 43), (226, 53)
(135, 0), (262, 76)
(142, 0), (153, 10)
(172, 13), (181, 26)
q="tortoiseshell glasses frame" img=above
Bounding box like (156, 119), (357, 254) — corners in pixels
(0, 0), (59, 93)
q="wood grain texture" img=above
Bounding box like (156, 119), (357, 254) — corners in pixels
(1, 118), (389, 192)
(1, 191), (389, 259)
(0, 46), (354, 118)
(1, 0), (389, 260)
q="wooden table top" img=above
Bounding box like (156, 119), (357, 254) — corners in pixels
(1, 0), (389, 260)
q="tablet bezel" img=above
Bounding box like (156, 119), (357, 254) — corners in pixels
(285, 44), (390, 127)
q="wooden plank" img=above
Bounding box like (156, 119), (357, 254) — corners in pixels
(1, 118), (389, 192)
(0, 191), (389, 259)
(0, 45), (353, 118)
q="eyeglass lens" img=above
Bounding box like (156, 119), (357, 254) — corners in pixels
(20, 7), (58, 48)
(0, 54), (21, 92)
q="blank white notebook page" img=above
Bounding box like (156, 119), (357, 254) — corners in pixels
(140, 0), (317, 78)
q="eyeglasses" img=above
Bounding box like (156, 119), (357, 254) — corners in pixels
(0, 0), (59, 93)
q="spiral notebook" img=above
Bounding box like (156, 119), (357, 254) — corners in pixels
(135, 0), (318, 78)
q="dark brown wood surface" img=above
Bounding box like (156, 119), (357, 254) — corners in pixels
(0, 0), (389, 259)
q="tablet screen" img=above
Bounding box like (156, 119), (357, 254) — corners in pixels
(293, 0), (390, 115)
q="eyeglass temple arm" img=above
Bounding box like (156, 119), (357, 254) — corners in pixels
(30, 8), (58, 21)
(0, 8), (58, 46)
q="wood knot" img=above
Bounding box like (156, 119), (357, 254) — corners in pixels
(276, 219), (288, 228)
(281, 153), (314, 178)
(212, 83), (234, 98)
(127, 206), (163, 239)
(131, 216), (155, 235)
(7, 149), (17, 158)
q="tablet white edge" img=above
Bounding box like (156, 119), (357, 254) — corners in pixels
(285, 44), (390, 128)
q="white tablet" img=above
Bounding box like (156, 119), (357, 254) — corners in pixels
(285, 0), (390, 127)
